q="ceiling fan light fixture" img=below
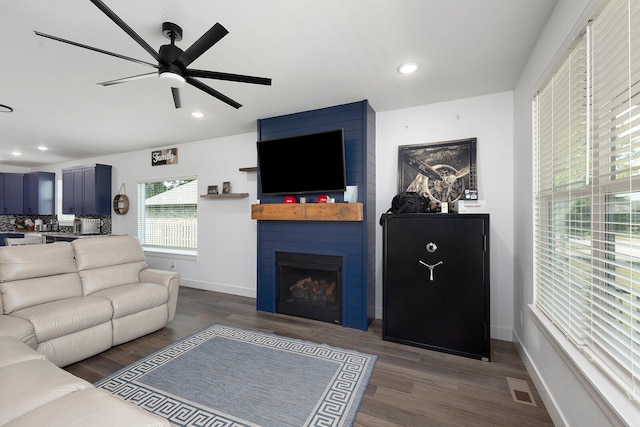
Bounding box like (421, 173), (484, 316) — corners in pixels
(160, 71), (186, 88)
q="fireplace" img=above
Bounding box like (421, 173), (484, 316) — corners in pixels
(276, 252), (342, 325)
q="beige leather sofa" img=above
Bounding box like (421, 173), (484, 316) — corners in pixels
(0, 235), (180, 367)
(0, 335), (170, 426)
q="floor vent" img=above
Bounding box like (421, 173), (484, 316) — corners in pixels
(507, 377), (537, 406)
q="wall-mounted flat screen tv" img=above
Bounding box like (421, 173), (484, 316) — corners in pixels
(257, 129), (346, 195)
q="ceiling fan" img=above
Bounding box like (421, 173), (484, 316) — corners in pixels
(34, 0), (271, 109)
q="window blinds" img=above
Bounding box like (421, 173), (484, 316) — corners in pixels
(534, 0), (640, 401)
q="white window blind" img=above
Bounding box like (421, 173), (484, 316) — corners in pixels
(534, 0), (640, 402)
(137, 178), (197, 250)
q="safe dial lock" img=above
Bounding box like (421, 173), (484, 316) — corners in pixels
(426, 242), (437, 253)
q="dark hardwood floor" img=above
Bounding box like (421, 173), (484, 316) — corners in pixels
(65, 287), (554, 426)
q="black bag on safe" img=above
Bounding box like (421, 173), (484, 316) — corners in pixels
(380, 191), (431, 226)
(390, 191), (430, 214)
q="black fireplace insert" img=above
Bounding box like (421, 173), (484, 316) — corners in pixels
(276, 252), (342, 325)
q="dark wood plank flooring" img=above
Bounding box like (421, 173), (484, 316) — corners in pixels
(65, 287), (554, 426)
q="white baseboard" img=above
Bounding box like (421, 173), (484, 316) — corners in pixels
(512, 328), (566, 427)
(180, 279), (256, 299)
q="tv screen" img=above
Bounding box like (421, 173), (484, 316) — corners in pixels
(257, 129), (346, 196)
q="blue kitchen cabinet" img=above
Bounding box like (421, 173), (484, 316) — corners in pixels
(0, 173), (24, 214)
(23, 172), (56, 215)
(62, 164), (111, 215)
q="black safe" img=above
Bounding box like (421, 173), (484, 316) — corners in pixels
(382, 213), (490, 361)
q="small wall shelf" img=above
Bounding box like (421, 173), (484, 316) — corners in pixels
(200, 193), (249, 199)
(239, 167), (257, 172)
(251, 203), (363, 221)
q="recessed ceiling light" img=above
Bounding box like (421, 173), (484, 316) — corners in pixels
(11, 151), (22, 156)
(37, 145), (48, 151)
(398, 62), (420, 74)
(191, 111), (205, 119)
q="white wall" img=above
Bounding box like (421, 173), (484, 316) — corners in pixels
(513, 0), (633, 425)
(39, 132), (259, 298)
(375, 92), (514, 341)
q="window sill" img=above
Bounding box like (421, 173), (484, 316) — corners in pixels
(528, 304), (637, 425)
(142, 246), (197, 260)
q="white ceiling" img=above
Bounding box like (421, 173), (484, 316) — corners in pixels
(0, 0), (557, 168)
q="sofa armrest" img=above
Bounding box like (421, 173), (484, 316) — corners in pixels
(138, 269), (180, 321)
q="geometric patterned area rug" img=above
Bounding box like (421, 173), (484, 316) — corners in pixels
(95, 323), (377, 427)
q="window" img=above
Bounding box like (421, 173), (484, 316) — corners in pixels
(137, 178), (197, 250)
(534, 0), (640, 401)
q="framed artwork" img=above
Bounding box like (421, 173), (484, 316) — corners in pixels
(397, 137), (477, 203)
(222, 181), (231, 194)
(207, 185), (219, 194)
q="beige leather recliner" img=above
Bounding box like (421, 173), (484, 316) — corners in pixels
(0, 335), (170, 427)
(0, 235), (180, 367)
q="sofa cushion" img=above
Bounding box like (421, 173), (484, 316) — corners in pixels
(91, 282), (168, 318)
(0, 315), (36, 348)
(79, 262), (147, 295)
(72, 235), (147, 271)
(0, 336), (46, 368)
(37, 322), (113, 368)
(0, 358), (92, 425)
(11, 296), (112, 343)
(1, 273), (83, 314)
(0, 242), (77, 282)
(4, 388), (171, 427)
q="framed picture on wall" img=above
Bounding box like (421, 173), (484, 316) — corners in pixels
(397, 137), (477, 204)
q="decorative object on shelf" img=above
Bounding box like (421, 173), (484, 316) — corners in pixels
(397, 137), (477, 205)
(207, 185), (219, 194)
(112, 183), (129, 215)
(222, 181), (231, 194)
(284, 195), (297, 204)
(151, 147), (178, 166)
(316, 194), (328, 203)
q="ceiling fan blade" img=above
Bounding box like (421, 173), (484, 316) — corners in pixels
(187, 69), (272, 86)
(97, 72), (157, 86)
(178, 23), (229, 68)
(89, 0), (161, 63)
(171, 87), (182, 109)
(34, 31), (158, 68)
(186, 77), (241, 109)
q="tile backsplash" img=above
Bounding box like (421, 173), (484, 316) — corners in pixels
(0, 215), (112, 234)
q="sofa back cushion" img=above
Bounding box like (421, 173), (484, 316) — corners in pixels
(72, 236), (148, 295)
(0, 243), (83, 314)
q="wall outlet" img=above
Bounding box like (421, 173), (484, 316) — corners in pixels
(169, 262), (176, 271)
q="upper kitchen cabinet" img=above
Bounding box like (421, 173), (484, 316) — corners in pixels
(0, 173), (24, 214)
(23, 172), (55, 215)
(62, 164), (112, 215)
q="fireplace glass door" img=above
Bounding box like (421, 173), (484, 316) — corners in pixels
(276, 252), (342, 325)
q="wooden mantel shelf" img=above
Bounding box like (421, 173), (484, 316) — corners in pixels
(251, 203), (363, 221)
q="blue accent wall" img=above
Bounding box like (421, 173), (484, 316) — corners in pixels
(256, 100), (376, 330)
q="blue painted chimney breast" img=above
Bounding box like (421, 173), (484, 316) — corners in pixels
(256, 100), (376, 331)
